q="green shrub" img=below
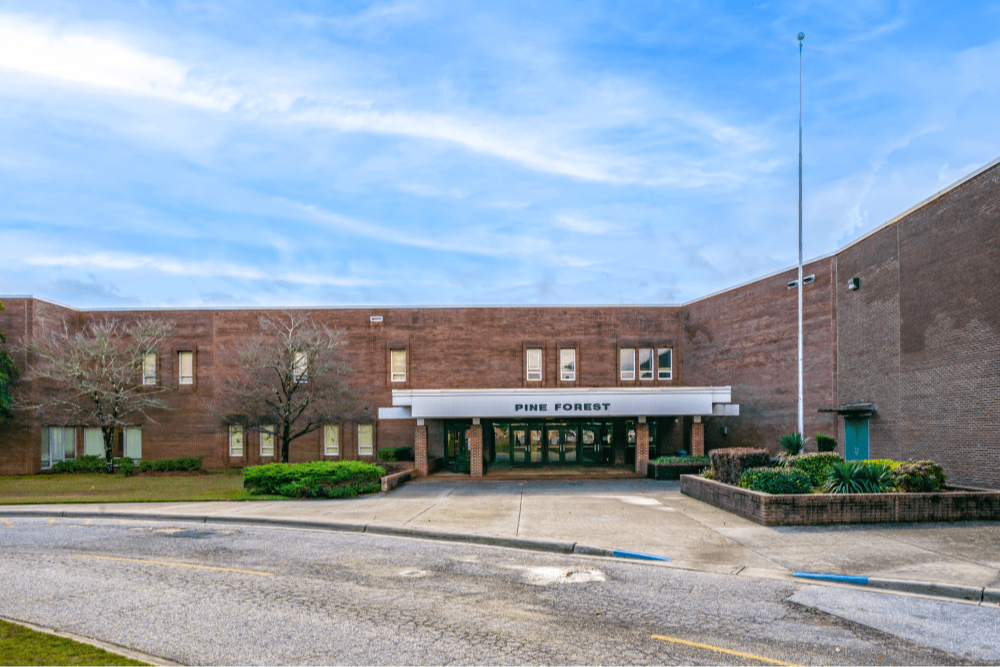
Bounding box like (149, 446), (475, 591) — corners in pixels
(740, 467), (812, 494)
(787, 452), (843, 487)
(779, 433), (804, 458)
(652, 455), (711, 465)
(815, 434), (837, 452)
(51, 460), (76, 473)
(50, 455), (106, 473)
(178, 456), (203, 471)
(823, 460), (893, 494)
(114, 457), (134, 477)
(244, 461), (386, 498)
(700, 468), (716, 480)
(891, 460), (946, 492)
(137, 460), (154, 473)
(376, 446), (414, 462)
(709, 448), (772, 486)
(867, 458), (903, 471)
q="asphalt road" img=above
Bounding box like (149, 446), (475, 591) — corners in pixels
(0, 517), (990, 665)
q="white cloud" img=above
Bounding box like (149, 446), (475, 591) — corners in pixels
(554, 213), (614, 234)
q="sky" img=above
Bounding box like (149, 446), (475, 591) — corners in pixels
(1, 1), (998, 309)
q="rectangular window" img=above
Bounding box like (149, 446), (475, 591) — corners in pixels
(229, 425), (244, 457)
(526, 348), (542, 382)
(658, 348), (673, 380)
(560, 348), (576, 381)
(84, 427), (105, 458)
(639, 348), (654, 380)
(261, 425), (275, 457)
(41, 426), (77, 468)
(390, 349), (406, 383)
(324, 424), (340, 456)
(143, 353), (157, 386)
(620, 348), (635, 381)
(358, 424), (373, 456)
(178, 351), (194, 385)
(124, 427), (142, 460)
(293, 351), (308, 382)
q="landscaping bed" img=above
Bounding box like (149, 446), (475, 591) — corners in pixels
(681, 474), (1000, 525)
(646, 457), (710, 480)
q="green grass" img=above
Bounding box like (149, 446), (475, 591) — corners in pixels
(0, 471), (284, 504)
(0, 618), (149, 666)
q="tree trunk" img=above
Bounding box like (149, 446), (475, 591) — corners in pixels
(102, 426), (115, 472)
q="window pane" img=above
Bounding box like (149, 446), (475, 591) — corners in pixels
(143, 353), (157, 385)
(62, 427), (77, 459)
(391, 349), (406, 382)
(229, 425), (244, 457)
(620, 348), (635, 380)
(179, 352), (194, 384)
(358, 425), (373, 456)
(41, 428), (50, 468)
(560, 349), (576, 381)
(324, 424), (340, 456)
(124, 427), (141, 459)
(261, 425), (275, 457)
(84, 428), (104, 458)
(658, 348), (672, 380)
(639, 348), (654, 380)
(293, 351), (308, 382)
(526, 348), (542, 381)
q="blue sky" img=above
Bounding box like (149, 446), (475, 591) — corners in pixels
(1, 1), (998, 308)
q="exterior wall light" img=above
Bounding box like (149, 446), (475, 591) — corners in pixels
(847, 277), (860, 291)
(787, 275), (815, 289)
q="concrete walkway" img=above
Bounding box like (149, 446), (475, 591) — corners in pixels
(4, 477), (999, 600)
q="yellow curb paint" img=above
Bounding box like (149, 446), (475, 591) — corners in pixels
(0, 519), (12, 527)
(47, 518), (56, 525)
(74, 554), (273, 576)
(651, 635), (800, 666)
(84, 519), (91, 525)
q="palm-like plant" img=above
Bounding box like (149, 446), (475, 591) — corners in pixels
(779, 432), (804, 459)
(823, 460), (894, 494)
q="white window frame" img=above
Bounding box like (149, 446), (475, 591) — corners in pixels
(293, 351), (308, 383)
(620, 348), (635, 381)
(657, 348), (673, 380)
(526, 348), (542, 382)
(41, 426), (76, 469)
(390, 349), (406, 383)
(324, 424), (340, 456)
(229, 425), (244, 458)
(178, 351), (194, 385)
(124, 427), (142, 460)
(260, 425), (275, 457)
(559, 348), (576, 382)
(143, 353), (157, 386)
(638, 347), (654, 381)
(358, 424), (374, 456)
(84, 427), (105, 459)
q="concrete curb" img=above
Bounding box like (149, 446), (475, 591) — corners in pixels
(793, 571), (1000, 605)
(364, 525), (576, 553)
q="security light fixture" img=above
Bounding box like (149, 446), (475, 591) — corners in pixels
(847, 277), (861, 291)
(370, 315), (384, 323)
(787, 275), (815, 289)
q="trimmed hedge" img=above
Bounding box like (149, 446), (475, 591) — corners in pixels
(51, 455), (105, 473)
(244, 461), (386, 499)
(815, 434), (837, 452)
(867, 458), (903, 471)
(892, 460), (946, 492)
(740, 467), (812, 494)
(376, 446), (414, 462)
(137, 457), (203, 473)
(787, 452), (843, 487)
(652, 455), (711, 465)
(709, 448), (772, 486)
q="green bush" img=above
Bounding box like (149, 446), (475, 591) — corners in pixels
(787, 452), (843, 487)
(815, 434), (837, 452)
(867, 458), (903, 471)
(891, 460), (946, 492)
(823, 460), (893, 494)
(136, 456), (204, 474)
(50, 455), (106, 473)
(740, 467), (812, 494)
(137, 460), (154, 473)
(652, 455), (711, 464)
(700, 468), (716, 480)
(114, 457), (134, 477)
(709, 448), (772, 486)
(779, 433), (804, 458)
(376, 446), (414, 462)
(244, 461), (386, 498)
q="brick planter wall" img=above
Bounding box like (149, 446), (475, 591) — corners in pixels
(680, 474), (1000, 526)
(646, 462), (710, 481)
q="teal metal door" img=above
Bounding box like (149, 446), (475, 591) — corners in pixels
(845, 418), (869, 461)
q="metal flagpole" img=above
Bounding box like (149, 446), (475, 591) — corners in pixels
(797, 32), (805, 440)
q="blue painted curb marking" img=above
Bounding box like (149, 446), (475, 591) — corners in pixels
(613, 549), (672, 562)
(794, 571), (869, 585)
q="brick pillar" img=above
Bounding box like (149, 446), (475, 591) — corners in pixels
(415, 423), (429, 477)
(691, 419), (705, 457)
(470, 424), (483, 477)
(636, 422), (649, 476)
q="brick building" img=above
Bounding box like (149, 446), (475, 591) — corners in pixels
(2, 158), (998, 487)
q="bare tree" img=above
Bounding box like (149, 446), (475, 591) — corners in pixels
(19, 317), (174, 469)
(215, 312), (366, 463)
(0, 301), (19, 423)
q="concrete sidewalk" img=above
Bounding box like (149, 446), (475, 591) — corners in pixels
(4, 477), (999, 600)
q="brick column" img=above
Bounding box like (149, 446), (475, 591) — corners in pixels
(470, 424), (483, 477)
(414, 422), (428, 477)
(635, 421), (650, 476)
(691, 419), (705, 457)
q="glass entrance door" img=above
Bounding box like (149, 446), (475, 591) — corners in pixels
(511, 424), (544, 466)
(446, 423), (471, 473)
(580, 423), (600, 465)
(545, 423), (578, 464)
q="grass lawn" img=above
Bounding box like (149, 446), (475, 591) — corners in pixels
(0, 471), (281, 504)
(0, 618), (149, 666)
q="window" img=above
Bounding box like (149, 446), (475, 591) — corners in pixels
(124, 427), (142, 460)
(358, 424), (373, 456)
(229, 425), (244, 457)
(293, 351), (308, 382)
(658, 348), (673, 380)
(261, 425), (275, 457)
(84, 427), (104, 458)
(639, 348), (654, 381)
(324, 424), (340, 456)
(620, 348), (635, 381)
(178, 351), (194, 385)
(560, 348), (576, 381)
(143, 353), (157, 386)
(526, 348), (542, 382)
(41, 426), (76, 469)
(390, 349), (406, 383)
